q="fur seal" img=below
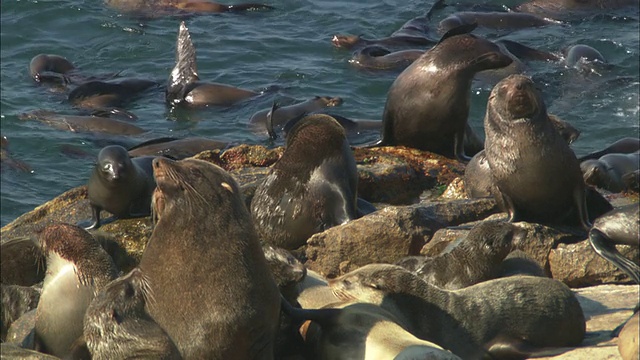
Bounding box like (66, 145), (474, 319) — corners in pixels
(84, 268), (181, 360)
(251, 114), (359, 250)
(34, 223), (118, 358)
(282, 299), (462, 360)
(1, 284), (40, 342)
(249, 96), (343, 137)
(395, 221), (523, 289)
(0, 135), (32, 173)
(438, 11), (560, 33)
(29, 54), (75, 84)
(349, 45), (424, 71)
(262, 245), (307, 303)
(330, 264), (586, 360)
(581, 152), (640, 193)
(85, 145), (156, 230)
(484, 74), (590, 228)
(166, 21), (260, 107)
(19, 110), (146, 136)
(69, 78), (157, 111)
(127, 136), (230, 159)
(380, 24), (512, 161)
(579, 137), (640, 161)
(294, 270), (341, 310)
(138, 157), (280, 358)
(516, 0), (637, 16)
(331, 15), (435, 51)
(497, 249), (546, 278)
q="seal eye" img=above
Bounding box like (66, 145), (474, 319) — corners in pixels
(111, 309), (123, 324)
(123, 282), (135, 299)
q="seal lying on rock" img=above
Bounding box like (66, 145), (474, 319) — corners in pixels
(330, 264), (585, 360)
(581, 152), (640, 193)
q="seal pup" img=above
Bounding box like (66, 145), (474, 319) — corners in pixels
(139, 157), (280, 358)
(34, 223), (118, 358)
(127, 136), (230, 159)
(380, 23), (513, 161)
(84, 268), (181, 360)
(581, 152), (640, 193)
(281, 299), (462, 360)
(578, 137), (640, 161)
(395, 221), (523, 289)
(484, 74), (591, 228)
(85, 145), (156, 230)
(19, 110), (146, 136)
(249, 96), (343, 137)
(330, 264), (586, 360)
(262, 245), (307, 303)
(166, 21), (260, 107)
(251, 114), (359, 250)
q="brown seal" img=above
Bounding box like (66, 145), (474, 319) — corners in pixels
(484, 74), (590, 228)
(68, 78), (157, 111)
(249, 96), (343, 137)
(349, 45), (424, 71)
(438, 11), (560, 33)
(34, 223), (118, 358)
(85, 145), (156, 230)
(127, 136), (230, 159)
(84, 268), (181, 360)
(29, 54), (75, 84)
(330, 264), (585, 360)
(166, 21), (261, 107)
(380, 24), (512, 161)
(331, 15), (435, 51)
(581, 152), (640, 193)
(578, 137), (640, 161)
(395, 221), (523, 289)
(139, 157), (280, 358)
(516, 0), (636, 16)
(250, 114), (359, 250)
(19, 110), (146, 136)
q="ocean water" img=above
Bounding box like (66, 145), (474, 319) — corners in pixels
(1, 0), (638, 227)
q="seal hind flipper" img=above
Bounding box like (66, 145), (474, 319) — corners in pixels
(589, 229), (640, 284)
(266, 102), (280, 140)
(486, 334), (542, 359)
(436, 22), (478, 45)
(166, 21), (200, 106)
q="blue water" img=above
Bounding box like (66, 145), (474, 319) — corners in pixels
(1, 0), (638, 227)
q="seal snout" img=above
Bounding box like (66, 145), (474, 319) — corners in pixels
(500, 75), (539, 119)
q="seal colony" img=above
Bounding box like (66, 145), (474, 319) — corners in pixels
(2, 2), (640, 360)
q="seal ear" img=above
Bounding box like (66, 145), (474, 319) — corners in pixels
(437, 22), (478, 45)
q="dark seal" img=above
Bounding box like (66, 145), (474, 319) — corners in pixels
(251, 114), (359, 250)
(330, 264), (585, 360)
(84, 268), (181, 360)
(581, 152), (640, 193)
(381, 24), (512, 161)
(19, 110), (146, 136)
(85, 145), (156, 230)
(484, 74), (590, 228)
(139, 157), (280, 358)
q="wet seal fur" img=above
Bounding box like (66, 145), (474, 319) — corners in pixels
(166, 21), (260, 107)
(483, 74), (591, 228)
(139, 157), (280, 358)
(250, 114), (360, 250)
(84, 268), (181, 360)
(380, 23), (513, 161)
(85, 145), (156, 230)
(330, 264), (585, 360)
(34, 223), (118, 358)
(395, 221), (524, 289)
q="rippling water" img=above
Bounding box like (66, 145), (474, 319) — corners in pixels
(1, 0), (638, 227)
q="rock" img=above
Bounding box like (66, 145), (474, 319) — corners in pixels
(618, 312), (639, 360)
(438, 176), (468, 200)
(304, 199), (498, 278)
(549, 241), (639, 287)
(0, 342), (59, 359)
(5, 309), (36, 348)
(1, 285), (40, 342)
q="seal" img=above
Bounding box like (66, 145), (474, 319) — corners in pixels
(563, 44), (606, 74)
(106, 0), (273, 15)
(497, 249), (546, 278)
(330, 264), (586, 360)
(438, 11), (560, 33)
(138, 157), (280, 358)
(262, 245), (307, 303)
(581, 152), (640, 193)
(34, 223), (118, 358)
(19, 110), (147, 136)
(85, 145), (156, 230)
(84, 268), (181, 360)
(380, 23), (513, 161)
(250, 114), (359, 250)
(484, 74), (591, 228)
(127, 136), (230, 159)
(623, 170), (640, 192)
(249, 96), (343, 137)
(331, 15), (435, 51)
(579, 137), (640, 161)
(1, 284), (40, 342)
(516, 0), (636, 16)
(281, 299), (462, 360)
(395, 221), (523, 289)
(294, 270), (341, 310)
(29, 54), (75, 84)
(0, 135), (32, 173)
(166, 21), (260, 107)
(0, 236), (45, 287)
(349, 45), (424, 71)
(68, 78), (157, 111)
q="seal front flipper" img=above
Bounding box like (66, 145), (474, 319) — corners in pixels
(166, 21), (200, 106)
(486, 334), (544, 359)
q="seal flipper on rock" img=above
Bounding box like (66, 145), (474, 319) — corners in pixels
(166, 21), (199, 106)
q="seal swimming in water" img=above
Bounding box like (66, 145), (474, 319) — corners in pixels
(127, 136), (230, 159)
(348, 45), (425, 71)
(139, 157), (280, 358)
(105, 0), (273, 16)
(330, 264), (586, 360)
(380, 23), (512, 161)
(395, 221), (524, 289)
(166, 21), (261, 107)
(250, 114), (360, 250)
(85, 145), (156, 230)
(29, 54), (76, 84)
(581, 152), (640, 193)
(68, 78), (158, 111)
(84, 268), (181, 360)
(19, 110), (147, 136)
(438, 11), (560, 33)
(483, 74), (591, 228)
(34, 223), (118, 358)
